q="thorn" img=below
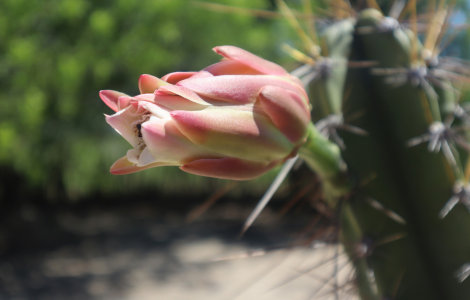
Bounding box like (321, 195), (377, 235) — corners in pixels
(374, 232), (407, 247)
(290, 64), (315, 78)
(316, 114), (368, 149)
(389, 0), (406, 19)
(366, 0), (382, 13)
(347, 61), (379, 68)
(281, 43), (315, 65)
(186, 181), (238, 223)
(239, 156), (299, 238)
(277, 183), (313, 218)
(341, 124), (368, 136)
(455, 263), (470, 283)
(439, 181), (470, 219)
(366, 198), (406, 224)
(276, 0), (319, 57)
(407, 121), (470, 169)
(438, 195), (460, 219)
(359, 173), (377, 187)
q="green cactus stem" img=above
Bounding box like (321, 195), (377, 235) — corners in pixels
(296, 5), (470, 300)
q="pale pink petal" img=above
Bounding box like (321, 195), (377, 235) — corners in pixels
(153, 91), (207, 111)
(105, 106), (142, 148)
(159, 85), (211, 105)
(100, 90), (128, 112)
(181, 157), (279, 180)
(141, 117), (218, 164)
(137, 147), (157, 166)
(204, 60), (264, 76)
(133, 93), (156, 101)
(117, 96), (132, 110)
(170, 107), (293, 161)
(259, 85), (310, 143)
(177, 75), (304, 104)
(139, 74), (171, 94)
(116, 94), (158, 111)
(110, 156), (172, 175)
(126, 148), (160, 167)
(140, 102), (171, 119)
(162, 71), (213, 82)
(161, 72), (198, 84)
(213, 46), (289, 76)
(188, 71), (214, 79)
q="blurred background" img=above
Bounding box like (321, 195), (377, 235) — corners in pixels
(0, 0), (469, 299)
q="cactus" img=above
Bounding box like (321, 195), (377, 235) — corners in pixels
(280, 1), (470, 299)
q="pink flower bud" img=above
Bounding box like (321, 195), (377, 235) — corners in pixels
(100, 46), (310, 180)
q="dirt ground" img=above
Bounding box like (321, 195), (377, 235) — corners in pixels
(0, 199), (358, 300)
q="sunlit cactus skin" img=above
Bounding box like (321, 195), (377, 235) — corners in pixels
(295, 4), (470, 300)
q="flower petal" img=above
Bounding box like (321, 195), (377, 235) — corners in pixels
(161, 72), (198, 84)
(204, 60), (263, 76)
(153, 91), (207, 111)
(141, 117), (218, 165)
(213, 46), (289, 76)
(105, 106), (143, 148)
(159, 85), (211, 106)
(117, 96), (132, 110)
(189, 71), (214, 79)
(100, 90), (128, 112)
(181, 157), (279, 180)
(170, 107), (293, 161)
(139, 74), (171, 94)
(140, 102), (171, 119)
(258, 85), (310, 143)
(110, 156), (172, 175)
(177, 75), (304, 104)
(126, 147), (159, 167)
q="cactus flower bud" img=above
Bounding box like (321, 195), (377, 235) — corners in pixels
(100, 46), (310, 180)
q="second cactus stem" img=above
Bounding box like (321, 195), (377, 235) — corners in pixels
(297, 7), (470, 300)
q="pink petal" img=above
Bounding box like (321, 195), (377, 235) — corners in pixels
(139, 101), (171, 119)
(126, 148), (157, 167)
(170, 107), (293, 161)
(177, 75), (304, 104)
(117, 94), (155, 110)
(110, 156), (170, 175)
(141, 117), (217, 164)
(161, 72), (198, 84)
(204, 60), (264, 76)
(139, 74), (171, 94)
(181, 157), (279, 180)
(133, 93), (157, 101)
(100, 90), (128, 112)
(213, 46), (289, 76)
(105, 105), (143, 148)
(189, 71), (214, 79)
(153, 91), (206, 111)
(117, 96), (132, 110)
(159, 85), (211, 105)
(258, 85), (310, 143)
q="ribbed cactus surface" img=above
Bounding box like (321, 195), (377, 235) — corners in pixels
(292, 3), (470, 299)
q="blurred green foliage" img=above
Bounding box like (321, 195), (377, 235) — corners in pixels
(0, 0), (289, 200)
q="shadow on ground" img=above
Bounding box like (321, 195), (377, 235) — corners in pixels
(0, 193), (356, 300)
